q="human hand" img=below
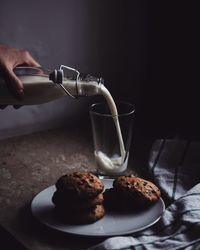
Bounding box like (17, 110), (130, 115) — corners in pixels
(0, 44), (40, 100)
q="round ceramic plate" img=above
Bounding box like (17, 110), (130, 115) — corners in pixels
(31, 179), (165, 237)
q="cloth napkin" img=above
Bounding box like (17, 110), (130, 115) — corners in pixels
(89, 139), (200, 250)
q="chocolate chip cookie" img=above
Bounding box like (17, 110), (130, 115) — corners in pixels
(55, 204), (105, 224)
(52, 191), (104, 211)
(103, 175), (161, 211)
(113, 175), (161, 204)
(55, 172), (104, 198)
(52, 172), (105, 224)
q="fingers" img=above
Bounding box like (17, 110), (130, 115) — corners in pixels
(0, 45), (40, 101)
(4, 67), (24, 100)
(26, 55), (41, 67)
(23, 50), (41, 67)
(15, 50), (41, 68)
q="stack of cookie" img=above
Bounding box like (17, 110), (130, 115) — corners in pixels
(52, 172), (105, 224)
(104, 175), (161, 211)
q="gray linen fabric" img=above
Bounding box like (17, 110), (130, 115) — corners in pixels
(89, 140), (200, 250)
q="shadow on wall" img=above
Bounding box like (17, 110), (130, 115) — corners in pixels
(0, 0), (148, 139)
(86, 0), (148, 105)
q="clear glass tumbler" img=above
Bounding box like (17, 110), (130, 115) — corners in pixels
(90, 102), (135, 178)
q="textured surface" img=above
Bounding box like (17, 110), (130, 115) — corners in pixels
(0, 127), (99, 249)
(0, 126), (152, 249)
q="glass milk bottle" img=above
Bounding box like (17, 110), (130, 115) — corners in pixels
(0, 65), (104, 105)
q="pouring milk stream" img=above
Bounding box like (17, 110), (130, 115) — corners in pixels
(0, 65), (126, 173)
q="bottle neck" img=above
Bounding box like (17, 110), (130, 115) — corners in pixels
(60, 78), (103, 97)
(56, 71), (104, 98)
(76, 80), (103, 97)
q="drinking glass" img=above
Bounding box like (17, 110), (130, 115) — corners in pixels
(90, 102), (135, 178)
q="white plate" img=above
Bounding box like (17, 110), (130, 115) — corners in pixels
(31, 179), (165, 237)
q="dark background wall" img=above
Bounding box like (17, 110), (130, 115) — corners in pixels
(0, 0), (198, 139)
(138, 1), (199, 138)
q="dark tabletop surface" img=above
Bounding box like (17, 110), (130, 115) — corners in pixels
(0, 126), (154, 250)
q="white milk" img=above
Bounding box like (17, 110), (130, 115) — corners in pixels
(94, 85), (127, 174)
(0, 71), (127, 174)
(0, 75), (102, 105)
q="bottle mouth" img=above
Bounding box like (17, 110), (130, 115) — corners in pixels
(13, 66), (48, 77)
